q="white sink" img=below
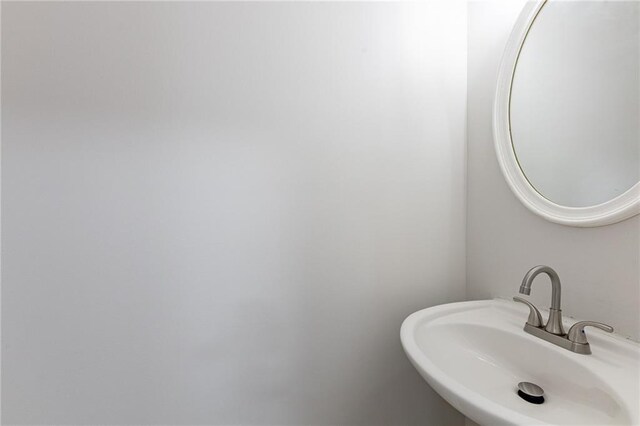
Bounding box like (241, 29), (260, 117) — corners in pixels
(400, 299), (640, 426)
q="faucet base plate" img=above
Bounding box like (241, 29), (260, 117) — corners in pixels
(524, 323), (591, 355)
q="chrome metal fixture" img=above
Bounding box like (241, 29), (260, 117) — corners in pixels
(519, 265), (564, 335)
(517, 381), (545, 405)
(513, 265), (613, 355)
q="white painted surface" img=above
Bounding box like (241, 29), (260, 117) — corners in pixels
(467, 1), (640, 340)
(1, 2), (467, 425)
(401, 299), (640, 425)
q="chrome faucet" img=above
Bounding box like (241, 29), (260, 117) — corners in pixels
(519, 265), (564, 335)
(513, 265), (613, 355)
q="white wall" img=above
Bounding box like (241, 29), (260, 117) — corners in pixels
(467, 1), (640, 340)
(1, 2), (467, 425)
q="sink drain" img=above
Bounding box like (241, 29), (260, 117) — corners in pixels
(517, 382), (545, 404)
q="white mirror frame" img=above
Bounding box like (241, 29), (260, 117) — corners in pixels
(493, 0), (640, 227)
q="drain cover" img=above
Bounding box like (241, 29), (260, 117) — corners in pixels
(517, 381), (545, 404)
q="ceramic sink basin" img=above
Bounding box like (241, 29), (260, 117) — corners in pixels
(400, 299), (640, 426)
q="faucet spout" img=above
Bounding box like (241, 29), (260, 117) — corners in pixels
(519, 265), (564, 335)
(520, 265), (562, 310)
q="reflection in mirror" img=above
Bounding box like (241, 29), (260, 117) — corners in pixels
(510, 0), (639, 207)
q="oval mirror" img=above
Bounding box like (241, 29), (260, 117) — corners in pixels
(494, 0), (640, 226)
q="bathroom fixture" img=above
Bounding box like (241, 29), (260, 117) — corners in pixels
(401, 299), (640, 425)
(518, 265), (564, 335)
(517, 381), (544, 405)
(493, 0), (640, 226)
(514, 265), (613, 354)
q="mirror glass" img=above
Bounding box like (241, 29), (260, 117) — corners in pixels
(510, 0), (639, 207)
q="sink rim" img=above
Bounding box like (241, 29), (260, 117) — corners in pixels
(400, 299), (640, 426)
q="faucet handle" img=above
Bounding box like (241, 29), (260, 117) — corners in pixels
(567, 321), (614, 345)
(513, 297), (544, 327)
